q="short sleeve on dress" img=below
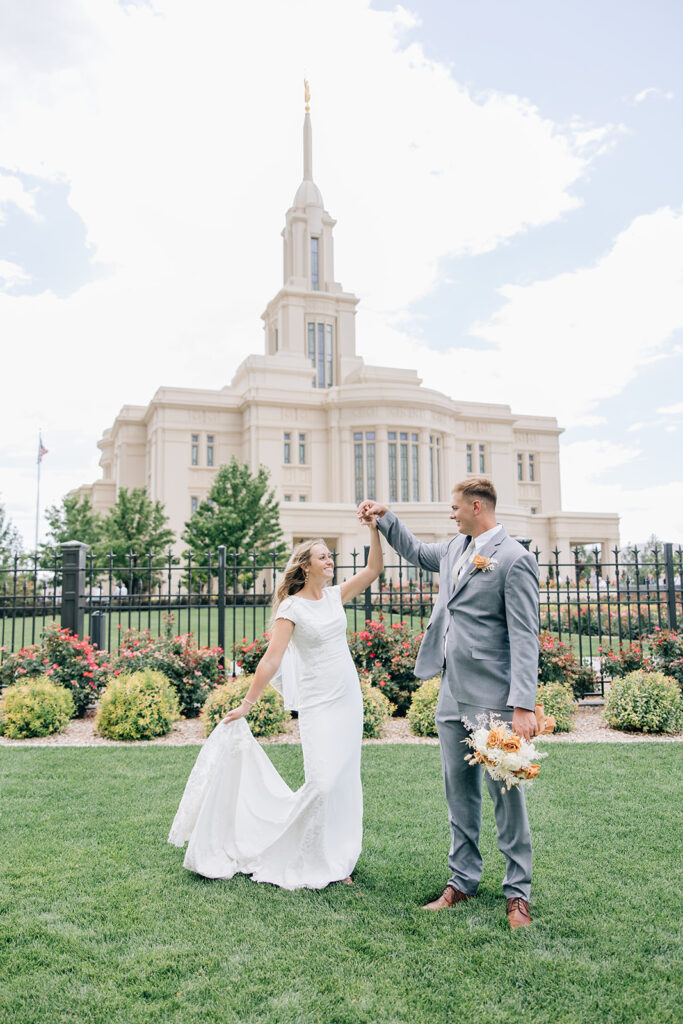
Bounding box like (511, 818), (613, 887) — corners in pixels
(275, 597), (297, 624)
(326, 585), (342, 604)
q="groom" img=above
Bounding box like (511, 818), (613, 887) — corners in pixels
(359, 478), (540, 928)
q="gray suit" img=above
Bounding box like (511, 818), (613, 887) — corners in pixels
(377, 510), (540, 900)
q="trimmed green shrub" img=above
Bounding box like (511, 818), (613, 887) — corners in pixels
(535, 681), (577, 733)
(358, 672), (394, 738)
(604, 670), (683, 734)
(95, 669), (180, 741)
(202, 676), (288, 738)
(0, 675), (75, 738)
(407, 676), (441, 737)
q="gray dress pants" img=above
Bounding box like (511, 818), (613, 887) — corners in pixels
(436, 718), (533, 900)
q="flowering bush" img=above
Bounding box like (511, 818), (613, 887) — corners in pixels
(347, 618), (423, 715)
(600, 643), (653, 680)
(538, 633), (575, 684)
(232, 633), (269, 675)
(649, 630), (683, 690)
(535, 682), (577, 733)
(604, 670), (683, 734)
(358, 671), (395, 738)
(201, 676), (289, 738)
(407, 676), (441, 737)
(95, 669), (180, 741)
(538, 632), (597, 698)
(0, 623), (110, 716)
(110, 626), (222, 717)
(0, 676), (75, 738)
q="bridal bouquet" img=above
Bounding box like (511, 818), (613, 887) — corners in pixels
(462, 707), (553, 793)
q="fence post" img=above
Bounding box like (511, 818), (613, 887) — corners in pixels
(218, 545), (226, 669)
(664, 543), (678, 630)
(61, 541), (87, 638)
(364, 544), (372, 623)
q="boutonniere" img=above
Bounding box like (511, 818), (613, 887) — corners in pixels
(471, 555), (498, 574)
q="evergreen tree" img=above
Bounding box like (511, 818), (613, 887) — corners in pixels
(97, 488), (175, 590)
(182, 458), (287, 588)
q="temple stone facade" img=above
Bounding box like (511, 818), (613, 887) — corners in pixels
(73, 99), (619, 566)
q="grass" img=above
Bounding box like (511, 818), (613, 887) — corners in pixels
(1, 743), (681, 1024)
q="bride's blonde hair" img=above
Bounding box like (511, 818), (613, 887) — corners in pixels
(272, 538), (327, 615)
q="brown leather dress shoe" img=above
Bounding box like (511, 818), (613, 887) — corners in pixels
(506, 897), (532, 928)
(422, 884), (474, 911)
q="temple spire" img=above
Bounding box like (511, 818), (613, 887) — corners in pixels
(303, 79), (313, 181)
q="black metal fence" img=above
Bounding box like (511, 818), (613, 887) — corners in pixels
(2, 541), (681, 695)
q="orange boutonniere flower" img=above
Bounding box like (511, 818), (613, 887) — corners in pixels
(472, 555), (499, 574)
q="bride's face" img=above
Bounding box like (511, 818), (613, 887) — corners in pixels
(306, 544), (335, 585)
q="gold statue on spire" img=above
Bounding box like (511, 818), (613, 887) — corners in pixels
(304, 79), (310, 113)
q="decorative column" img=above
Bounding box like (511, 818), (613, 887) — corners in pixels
(61, 541), (87, 639)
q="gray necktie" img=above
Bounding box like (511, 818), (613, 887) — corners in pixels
(451, 536), (475, 585)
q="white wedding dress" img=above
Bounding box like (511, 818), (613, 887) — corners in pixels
(168, 585), (363, 889)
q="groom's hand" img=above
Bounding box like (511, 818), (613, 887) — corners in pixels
(512, 707), (538, 741)
(358, 500), (387, 523)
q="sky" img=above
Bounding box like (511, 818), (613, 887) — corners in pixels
(1, 0), (682, 549)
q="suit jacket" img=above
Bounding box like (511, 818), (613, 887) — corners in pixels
(377, 510), (539, 714)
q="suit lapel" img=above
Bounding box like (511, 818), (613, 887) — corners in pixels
(451, 526), (508, 600)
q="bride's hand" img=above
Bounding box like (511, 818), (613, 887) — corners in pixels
(222, 701), (251, 724)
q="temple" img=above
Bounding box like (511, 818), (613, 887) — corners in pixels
(73, 86), (619, 563)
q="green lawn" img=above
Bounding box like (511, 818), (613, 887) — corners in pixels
(1, 743), (681, 1024)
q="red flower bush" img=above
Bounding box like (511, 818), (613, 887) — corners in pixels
(232, 634), (270, 676)
(347, 617), (423, 715)
(111, 626), (223, 717)
(0, 623), (110, 716)
(538, 632), (597, 698)
(600, 642), (653, 680)
(648, 629), (683, 689)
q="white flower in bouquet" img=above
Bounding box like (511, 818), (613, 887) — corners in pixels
(462, 713), (550, 793)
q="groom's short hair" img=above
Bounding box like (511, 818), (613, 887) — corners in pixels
(454, 477), (497, 509)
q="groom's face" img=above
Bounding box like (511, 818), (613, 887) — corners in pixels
(450, 490), (476, 535)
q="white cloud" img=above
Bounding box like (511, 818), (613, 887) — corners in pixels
(358, 207), (683, 431)
(0, 0), (614, 546)
(633, 86), (674, 104)
(658, 402), (683, 415)
(559, 439), (683, 543)
(0, 259), (31, 289)
(0, 170), (38, 222)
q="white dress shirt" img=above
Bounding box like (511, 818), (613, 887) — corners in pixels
(457, 523), (503, 578)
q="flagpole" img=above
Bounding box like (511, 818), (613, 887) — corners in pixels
(35, 432), (42, 553)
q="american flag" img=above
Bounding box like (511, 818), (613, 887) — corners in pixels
(37, 435), (48, 463)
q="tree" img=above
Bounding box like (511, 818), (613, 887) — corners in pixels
(620, 535), (666, 585)
(182, 458), (287, 588)
(40, 495), (103, 564)
(97, 488), (176, 590)
(0, 500), (22, 570)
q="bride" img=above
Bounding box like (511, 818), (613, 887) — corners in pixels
(168, 516), (382, 889)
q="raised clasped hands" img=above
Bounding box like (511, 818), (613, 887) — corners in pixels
(357, 500), (386, 526)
